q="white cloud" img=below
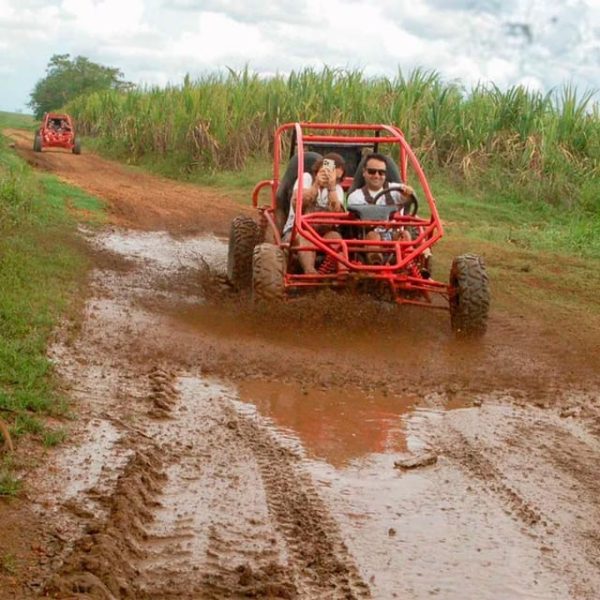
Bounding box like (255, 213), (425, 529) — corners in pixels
(164, 0), (314, 25)
(168, 11), (270, 63)
(60, 0), (147, 36)
(0, 0), (598, 113)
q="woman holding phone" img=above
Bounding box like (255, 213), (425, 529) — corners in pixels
(282, 152), (346, 274)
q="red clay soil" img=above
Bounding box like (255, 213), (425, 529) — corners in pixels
(6, 128), (251, 236)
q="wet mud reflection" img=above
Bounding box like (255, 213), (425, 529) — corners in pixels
(238, 380), (420, 467)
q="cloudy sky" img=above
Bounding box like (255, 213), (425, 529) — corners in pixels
(1, 0), (599, 113)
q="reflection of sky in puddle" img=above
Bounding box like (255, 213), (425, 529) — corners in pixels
(238, 379), (422, 467)
(92, 230), (227, 270)
(59, 419), (129, 500)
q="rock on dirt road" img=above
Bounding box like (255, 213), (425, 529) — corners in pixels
(2, 131), (600, 600)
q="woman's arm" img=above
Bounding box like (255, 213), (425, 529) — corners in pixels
(327, 186), (343, 211)
(302, 182), (320, 208)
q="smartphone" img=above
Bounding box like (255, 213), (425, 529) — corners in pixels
(323, 158), (336, 171)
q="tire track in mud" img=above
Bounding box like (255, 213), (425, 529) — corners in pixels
(440, 427), (545, 527)
(437, 406), (600, 600)
(140, 375), (370, 600)
(44, 444), (166, 599)
(143, 373), (371, 599)
(147, 365), (179, 418)
(41, 366), (176, 599)
(136, 374), (303, 600)
(43, 365), (370, 599)
(225, 403), (371, 599)
(511, 416), (600, 575)
(198, 524), (297, 600)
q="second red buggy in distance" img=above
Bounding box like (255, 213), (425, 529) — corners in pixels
(33, 112), (81, 155)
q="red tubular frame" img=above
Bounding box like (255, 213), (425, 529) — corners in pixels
(251, 122), (449, 307)
(38, 113), (77, 151)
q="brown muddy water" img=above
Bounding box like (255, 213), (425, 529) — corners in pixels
(26, 228), (600, 599)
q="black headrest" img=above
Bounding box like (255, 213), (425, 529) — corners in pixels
(275, 151), (322, 219)
(347, 155), (402, 195)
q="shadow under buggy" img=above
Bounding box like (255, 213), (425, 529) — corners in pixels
(227, 122), (490, 337)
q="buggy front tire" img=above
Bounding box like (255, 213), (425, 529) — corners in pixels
(72, 138), (81, 155)
(33, 133), (42, 152)
(227, 216), (259, 290)
(252, 243), (285, 302)
(449, 254), (490, 336)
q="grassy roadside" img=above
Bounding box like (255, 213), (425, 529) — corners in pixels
(0, 112), (35, 131)
(0, 112), (105, 495)
(423, 173), (600, 331)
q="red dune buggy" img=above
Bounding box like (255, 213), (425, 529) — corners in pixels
(227, 122), (490, 336)
(33, 113), (81, 154)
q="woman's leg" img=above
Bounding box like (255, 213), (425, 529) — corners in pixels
(295, 233), (317, 274)
(365, 230), (384, 265)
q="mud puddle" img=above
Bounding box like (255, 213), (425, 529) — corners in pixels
(234, 380), (600, 599)
(24, 226), (600, 599)
(238, 379), (425, 466)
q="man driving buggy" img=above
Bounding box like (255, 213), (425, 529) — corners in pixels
(347, 152), (415, 264)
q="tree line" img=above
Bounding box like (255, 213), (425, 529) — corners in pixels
(28, 53), (131, 119)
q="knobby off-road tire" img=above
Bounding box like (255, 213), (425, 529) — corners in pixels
(252, 243), (285, 302)
(449, 254), (490, 336)
(33, 133), (42, 152)
(227, 216), (259, 290)
(72, 138), (81, 155)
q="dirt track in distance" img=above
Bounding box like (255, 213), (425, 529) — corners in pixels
(1, 130), (600, 600)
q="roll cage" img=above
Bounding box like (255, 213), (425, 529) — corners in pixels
(252, 122), (449, 307)
(35, 112), (79, 154)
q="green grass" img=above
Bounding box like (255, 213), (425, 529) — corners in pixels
(41, 175), (106, 217)
(428, 173), (600, 259)
(0, 458), (21, 496)
(0, 111), (35, 130)
(0, 118), (105, 465)
(183, 156), (272, 205)
(0, 224), (84, 417)
(0, 552), (17, 574)
(425, 172), (600, 321)
(42, 428), (67, 447)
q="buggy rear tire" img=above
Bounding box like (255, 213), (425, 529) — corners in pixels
(449, 254), (490, 336)
(72, 138), (81, 155)
(33, 133), (42, 152)
(252, 243), (285, 302)
(227, 216), (259, 290)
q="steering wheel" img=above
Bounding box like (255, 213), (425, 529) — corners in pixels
(372, 184), (419, 216)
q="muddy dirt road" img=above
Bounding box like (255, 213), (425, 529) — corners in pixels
(2, 133), (600, 599)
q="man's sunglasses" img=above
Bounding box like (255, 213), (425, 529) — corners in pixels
(366, 168), (386, 176)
